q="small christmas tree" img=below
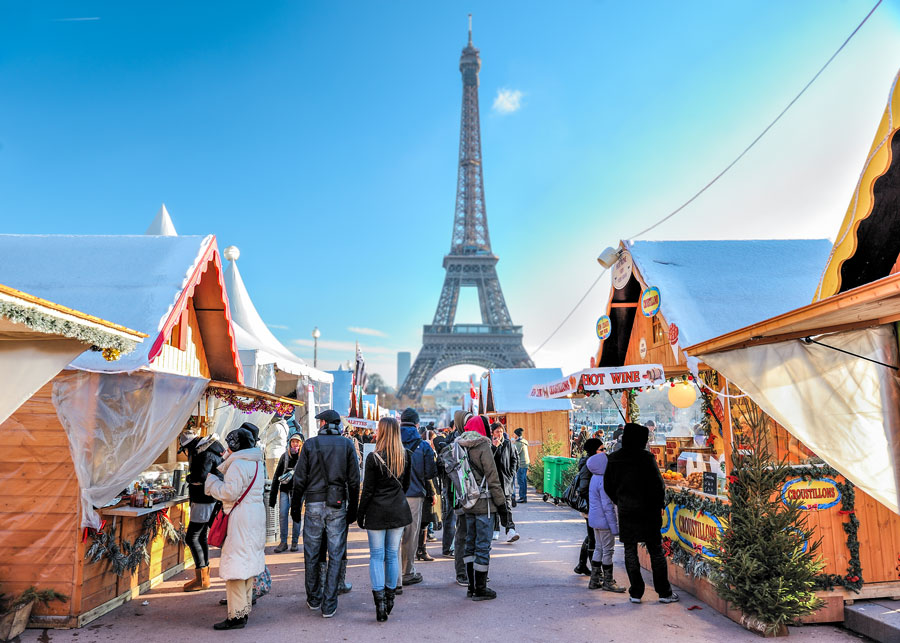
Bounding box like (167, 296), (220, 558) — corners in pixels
(713, 400), (823, 635)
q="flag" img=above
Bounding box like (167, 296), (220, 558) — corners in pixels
(355, 343), (368, 393)
(469, 375), (479, 414)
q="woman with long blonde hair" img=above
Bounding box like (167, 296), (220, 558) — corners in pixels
(357, 416), (412, 622)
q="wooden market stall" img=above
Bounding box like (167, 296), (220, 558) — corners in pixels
(588, 233), (900, 624)
(481, 368), (573, 460)
(0, 233), (246, 629)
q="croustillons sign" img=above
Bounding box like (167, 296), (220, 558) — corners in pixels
(672, 505), (725, 558)
(780, 478), (841, 511)
(640, 286), (661, 317)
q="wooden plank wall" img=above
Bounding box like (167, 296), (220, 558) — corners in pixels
(152, 300), (211, 378)
(0, 382), (80, 620)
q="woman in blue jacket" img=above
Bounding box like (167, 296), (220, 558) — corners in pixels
(586, 452), (626, 592)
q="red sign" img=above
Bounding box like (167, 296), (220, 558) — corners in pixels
(713, 398), (724, 423)
(668, 324), (679, 346)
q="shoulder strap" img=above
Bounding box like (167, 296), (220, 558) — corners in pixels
(229, 462), (259, 514)
(373, 451), (402, 488)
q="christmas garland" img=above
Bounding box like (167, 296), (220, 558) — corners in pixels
(85, 511), (185, 577)
(625, 388), (639, 423)
(209, 387), (295, 416)
(662, 536), (713, 577)
(787, 464), (862, 592)
(0, 300), (138, 359)
(665, 486), (731, 519)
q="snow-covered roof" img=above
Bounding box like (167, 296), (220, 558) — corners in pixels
(223, 248), (332, 384)
(626, 239), (833, 348)
(488, 368), (573, 413)
(0, 234), (219, 372)
(327, 369), (354, 416)
(145, 204), (178, 236)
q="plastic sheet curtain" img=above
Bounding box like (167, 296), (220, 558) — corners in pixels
(52, 370), (209, 528)
(700, 325), (900, 514)
(0, 338), (87, 427)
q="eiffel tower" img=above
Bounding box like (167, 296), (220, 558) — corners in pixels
(399, 17), (534, 401)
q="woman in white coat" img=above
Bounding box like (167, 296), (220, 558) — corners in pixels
(205, 425), (266, 630)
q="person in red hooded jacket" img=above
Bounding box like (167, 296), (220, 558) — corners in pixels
(457, 415), (508, 601)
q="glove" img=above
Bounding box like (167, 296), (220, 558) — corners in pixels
(357, 515), (366, 530)
(291, 509), (302, 524)
(495, 503), (509, 522)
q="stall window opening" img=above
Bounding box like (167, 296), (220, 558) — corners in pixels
(652, 316), (666, 346)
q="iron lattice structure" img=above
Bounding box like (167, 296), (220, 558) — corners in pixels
(399, 22), (534, 401)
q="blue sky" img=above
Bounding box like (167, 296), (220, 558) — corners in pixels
(2, 1), (900, 387)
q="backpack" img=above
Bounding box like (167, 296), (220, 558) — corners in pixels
(439, 440), (487, 511)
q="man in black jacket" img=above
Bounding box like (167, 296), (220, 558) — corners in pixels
(604, 423), (678, 604)
(291, 410), (360, 618)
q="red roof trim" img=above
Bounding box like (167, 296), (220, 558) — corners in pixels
(148, 237), (243, 384)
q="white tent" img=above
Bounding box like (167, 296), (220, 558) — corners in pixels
(222, 245), (333, 435)
(145, 203), (178, 236)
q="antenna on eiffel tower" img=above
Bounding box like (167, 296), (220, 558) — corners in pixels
(468, 13), (473, 45)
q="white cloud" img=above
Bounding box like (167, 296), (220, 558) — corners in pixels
(348, 326), (387, 337)
(290, 338), (395, 355)
(492, 88), (523, 114)
(267, 323), (289, 330)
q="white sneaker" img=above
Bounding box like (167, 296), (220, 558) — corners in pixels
(506, 529), (519, 543)
(629, 597), (641, 604)
(492, 531), (500, 541)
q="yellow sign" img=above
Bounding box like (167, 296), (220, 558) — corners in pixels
(663, 504), (726, 559)
(780, 478), (841, 511)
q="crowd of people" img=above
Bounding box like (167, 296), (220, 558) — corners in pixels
(178, 411), (676, 630)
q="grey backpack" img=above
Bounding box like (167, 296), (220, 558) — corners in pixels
(439, 440), (487, 511)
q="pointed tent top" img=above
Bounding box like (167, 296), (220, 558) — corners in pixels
(145, 204), (177, 236)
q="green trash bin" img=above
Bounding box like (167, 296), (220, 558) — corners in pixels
(542, 456), (578, 502)
(554, 456), (578, 500)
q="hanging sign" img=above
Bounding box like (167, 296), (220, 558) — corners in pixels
(672, 505), (725, 559)
(668, 323), (679, 346)
(639, 338), (647, 359)
(611, 252), (633, 290)
(640, 286), (661, 317)
(596, 315), (611, 340)
(346, 416), (377, 430)
(780, 478), (841, 511)
(529, 374), (579, 399)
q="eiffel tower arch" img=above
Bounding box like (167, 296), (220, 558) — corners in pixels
(399, 18), (533, 401)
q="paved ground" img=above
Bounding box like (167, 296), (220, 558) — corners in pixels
(24, 491), (868, 642)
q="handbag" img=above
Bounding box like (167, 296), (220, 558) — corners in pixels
(563, 474), (589, 514)
(208, 462), (259, 548)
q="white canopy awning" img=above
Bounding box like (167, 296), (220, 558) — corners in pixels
(223, 248), (332, 385)
(699, 326), (900, 514)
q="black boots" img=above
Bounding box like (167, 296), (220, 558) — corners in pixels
(588, 566), (603, 590)
(213, 616), (247, 630)
(338, 559), (352, 594)
(416, 529), (435, 561)
(384, 586), (396, 615)
(465, 562), (475, 598)
(602, 564), (626, 593)
(372, 590), (388, 622)
(574, 539), (593, 575)
(472, 569), (496, 601)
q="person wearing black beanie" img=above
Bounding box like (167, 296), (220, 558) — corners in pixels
(573, 438), (604, 576)
(604, 423), (678, 604)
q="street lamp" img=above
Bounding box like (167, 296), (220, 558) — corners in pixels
(312, 327), (321, 368)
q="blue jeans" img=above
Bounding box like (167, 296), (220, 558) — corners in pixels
(279, 491), (300, 546)
(463, 513), (493, 571)
(302, 502), (348, 613)
(366, 527), (404, 591)
(517, 467), (528, 500)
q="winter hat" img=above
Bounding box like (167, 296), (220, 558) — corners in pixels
(583, 438), (603, 456)
(316, 409), (341, 424)
(178, 430), (200, 454)
(464, 414), (490, 437)
(240, 422), (260, 446)
(225, 426), (255, 452)
(400, 407), (420, 426)
(622, 423), (649, 450)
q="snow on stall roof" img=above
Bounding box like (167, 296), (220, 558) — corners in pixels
(489, 368), (573, 413)
(0, 234), (212, 372)
(627, 239), (833, 348)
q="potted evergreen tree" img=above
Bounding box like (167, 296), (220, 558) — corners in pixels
(0, 587), (68, 641)
(713, 401), (823, 637)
